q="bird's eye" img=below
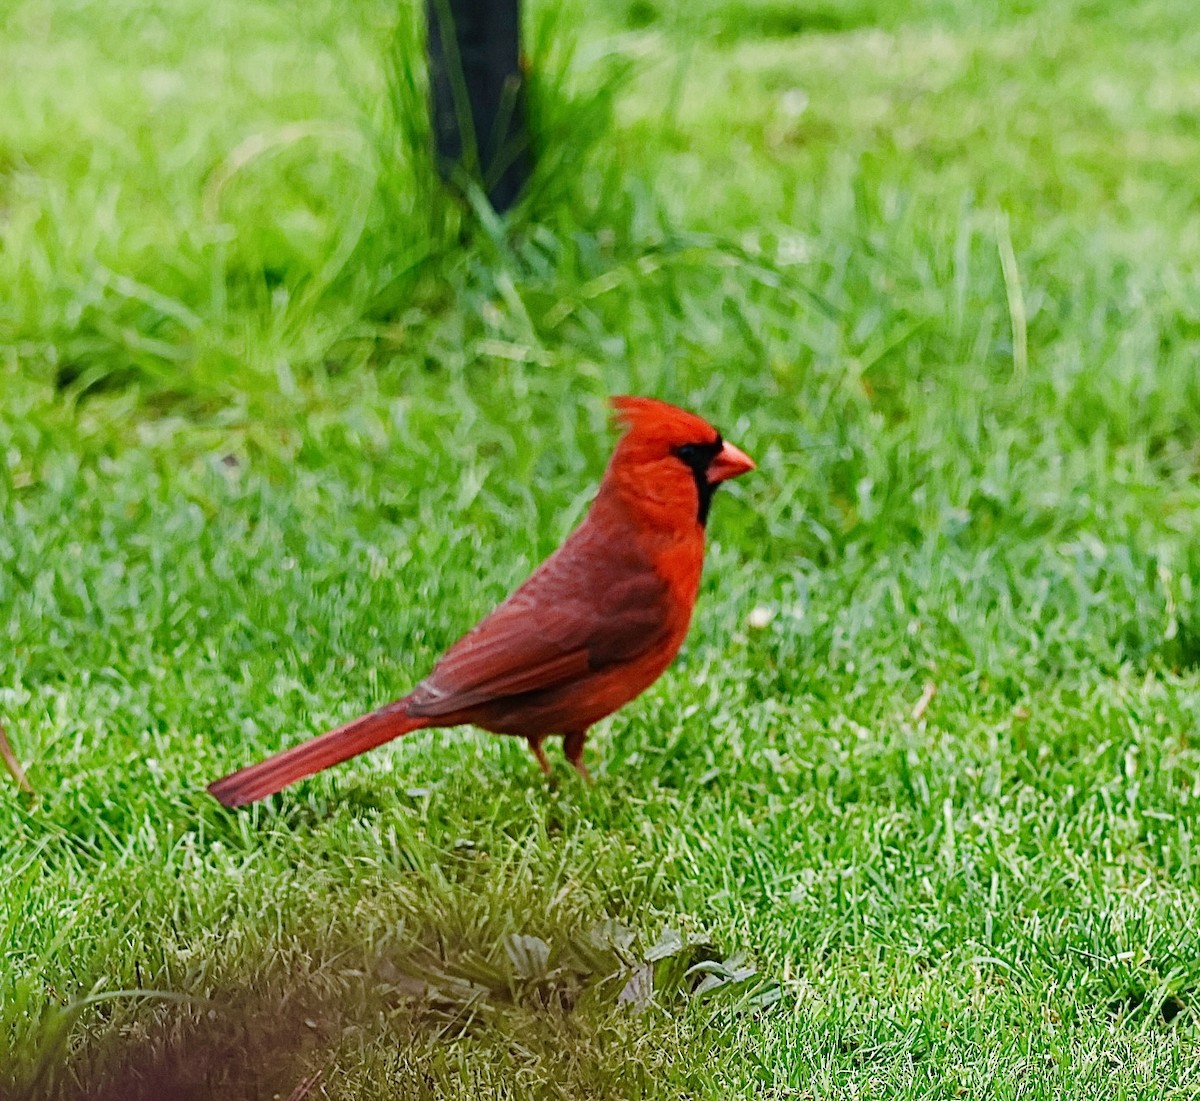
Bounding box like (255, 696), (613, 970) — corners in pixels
(673, 436), (722, 470)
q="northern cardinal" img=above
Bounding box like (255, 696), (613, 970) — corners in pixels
(207, 396), (755, 807)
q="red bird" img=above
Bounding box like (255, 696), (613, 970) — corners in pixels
(207, 397), (755, 807)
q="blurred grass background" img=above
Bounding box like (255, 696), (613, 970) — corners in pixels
(3, 0), (1200, 1096)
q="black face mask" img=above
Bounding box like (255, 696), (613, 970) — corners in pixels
(673, 437), (724, 525)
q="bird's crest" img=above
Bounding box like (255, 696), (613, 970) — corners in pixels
(610, 396), (719, 447)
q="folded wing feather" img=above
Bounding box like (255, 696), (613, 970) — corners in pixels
(406, 525), (671, 718)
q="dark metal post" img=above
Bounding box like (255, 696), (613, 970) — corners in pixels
(427, 0), (531, 213)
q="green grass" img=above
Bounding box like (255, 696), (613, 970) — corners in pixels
(4, 0), (1200, 1095)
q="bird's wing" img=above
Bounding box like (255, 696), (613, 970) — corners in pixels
(406, 524), (672, 718)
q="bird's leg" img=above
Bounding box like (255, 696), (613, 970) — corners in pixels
(527, 735), (552, 777)
(562, 730), (592, 783)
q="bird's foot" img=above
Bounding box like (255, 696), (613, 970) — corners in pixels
(563, 730), (592, 784)
(527, 736), (552, 777)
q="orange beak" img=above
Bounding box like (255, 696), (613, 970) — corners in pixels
(707, 440), (756, 483)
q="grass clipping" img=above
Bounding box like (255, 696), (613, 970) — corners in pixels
(0, 719), (33, 794)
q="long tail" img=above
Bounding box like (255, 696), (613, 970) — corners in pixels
(207, 700), (429, 808)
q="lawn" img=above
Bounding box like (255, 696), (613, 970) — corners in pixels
(3, 0), (1200, 1096)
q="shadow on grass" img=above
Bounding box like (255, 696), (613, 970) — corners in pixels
(1106, 990), (1192, 1027)
(37, 986), (329, 1101)
(11, 911), (772, 1100)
